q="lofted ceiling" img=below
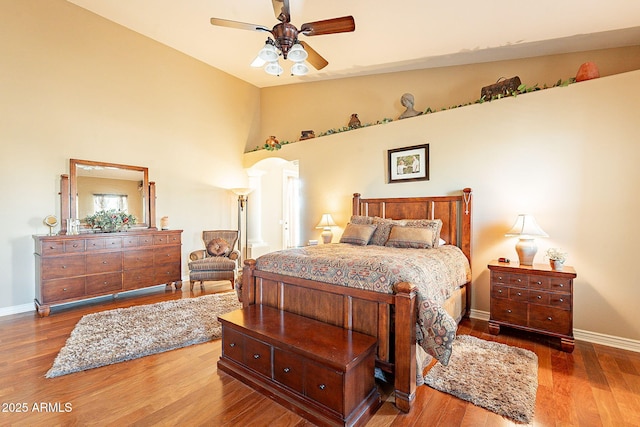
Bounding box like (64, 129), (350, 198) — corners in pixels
(66, 0), (640, 88)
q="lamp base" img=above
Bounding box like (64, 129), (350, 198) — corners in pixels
(321, 229), (333, 244)
(515, 238), (538, 266)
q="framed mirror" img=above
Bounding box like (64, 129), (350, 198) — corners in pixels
(67, 159), (155, 231)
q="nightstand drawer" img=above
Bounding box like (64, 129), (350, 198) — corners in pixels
(529, 306), (572, 335)
(491, 299), (527, 324)
(491, 271), (510, 285)
(491, 284), (510, 299)
(509, 287), (529, 302)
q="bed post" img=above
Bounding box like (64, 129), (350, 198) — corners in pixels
(242, 259), (256, 308)
(352, 193), (361, 216)
(393, 281), (417, 413)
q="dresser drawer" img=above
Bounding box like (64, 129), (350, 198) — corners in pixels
(509, 287), (529, 302)
(529, 306), (572, 335)
(529, 275), (550, 290)
(123, 249), (154, 270)
(550, 277), (571, 293)
(86, 272), (123, 295)
(123, 268), (156, 289)
(41, 255), (85, 280)
(154, 247), (181, 265)
(305, 361), (344, 413)
(490, 271), (509, 285)
(154, 264), (181, 284)
(244, 335), (272, 377)
(274, 348), (304, 393)
(42, 277), (85, 302)
(123, 235), (140, 247)
(491, 284), (509, 299)
(86, 252), (123, 274)
(491, 298), (527, 324)
(509, 274), (528, 287)
(138, 234), (155, 246)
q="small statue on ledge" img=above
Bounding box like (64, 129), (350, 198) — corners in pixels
(398, 93), (423, 120)
(348, 113), (361, 129)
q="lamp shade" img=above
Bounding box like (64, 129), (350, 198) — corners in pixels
(288, 43), (308, 62)
(505, 214), (548, 238)
(315, 213), (337, 229)
(264, 61), (283, 76)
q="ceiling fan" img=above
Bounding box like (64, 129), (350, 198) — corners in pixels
(210, 0), (355, 76)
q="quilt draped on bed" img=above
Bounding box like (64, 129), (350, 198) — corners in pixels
(255, 243), (471, 365)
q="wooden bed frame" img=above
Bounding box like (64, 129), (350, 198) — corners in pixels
(241, 188), (472, 413)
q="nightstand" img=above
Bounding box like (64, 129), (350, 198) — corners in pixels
(487, 260), (577, 352)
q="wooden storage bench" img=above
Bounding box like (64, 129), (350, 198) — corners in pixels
(217, 305), (381, 427)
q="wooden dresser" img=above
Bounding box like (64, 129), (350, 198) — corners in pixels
(218, 305), (381, 427)
(34, 229), (182, 316)
(488, 260), (577, 352)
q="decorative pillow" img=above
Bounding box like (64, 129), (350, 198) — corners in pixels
(206, 237), (231, 257)
(339, 223), (377, 246)
(369, 217), (407, 246)
(403, 219), (443, 248)
(349, 215), (373, 225)
(385, 226), (435, 249)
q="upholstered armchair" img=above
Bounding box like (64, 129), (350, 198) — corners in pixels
(188, 230), (240, 291)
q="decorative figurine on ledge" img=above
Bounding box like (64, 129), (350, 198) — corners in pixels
(348, 113), (361, 129)
(398, 93), (423, 119)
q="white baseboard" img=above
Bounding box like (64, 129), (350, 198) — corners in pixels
(0, 303), (34, 317)
(470, 309), (640, 353)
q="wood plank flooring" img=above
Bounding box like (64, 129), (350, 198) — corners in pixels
(1, 283), (639, 426)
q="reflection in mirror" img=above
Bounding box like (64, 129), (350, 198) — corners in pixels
(70, 159), (150, 229)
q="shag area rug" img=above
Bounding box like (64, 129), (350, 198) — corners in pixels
(46, 292), (241, 378)
(424, 335), (538, 424)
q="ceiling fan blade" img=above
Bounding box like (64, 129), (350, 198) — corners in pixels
(299, 41), (328, 70)
(271, 0), (290, 22)
(210, 17), (271, 33)
(300, 16), (355, 36)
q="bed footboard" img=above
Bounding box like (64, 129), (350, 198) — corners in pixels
(242, 259), (417, 413)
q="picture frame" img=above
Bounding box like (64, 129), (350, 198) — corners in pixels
(387, 144), (429, 183)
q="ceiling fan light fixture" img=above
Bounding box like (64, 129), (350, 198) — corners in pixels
(264, 61), (283, 76)
(258, 42), (279, 62)
(290, 62), (309, 76)
(287, 43), (308, 62)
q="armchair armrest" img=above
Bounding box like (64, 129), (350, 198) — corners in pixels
(189, 249), (207, 262)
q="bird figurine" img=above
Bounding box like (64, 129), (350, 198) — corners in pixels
(348, 113), (361, 129)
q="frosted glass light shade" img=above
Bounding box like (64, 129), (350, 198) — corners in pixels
(258, 43), (279, 62)
(288, 43), (308, 62)
(290, 62), (309, 76)
(264, 61), (283, 76)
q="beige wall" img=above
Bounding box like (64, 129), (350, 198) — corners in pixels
(245, 69), (640, 343)
(0, 0), (259, 308)
(253, 46), (640, 152)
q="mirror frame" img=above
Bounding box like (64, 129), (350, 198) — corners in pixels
(60, 159), (156, 234)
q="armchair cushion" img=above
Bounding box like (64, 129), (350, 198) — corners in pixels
(189, 257), (236, 271)
(206, 238), (231, 257)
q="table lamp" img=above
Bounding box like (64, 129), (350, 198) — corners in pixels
(315, 213), (337, 244)
(505, 214), (548, 265)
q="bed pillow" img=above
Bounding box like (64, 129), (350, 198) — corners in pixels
(340, 223), (377, 246)
(349, 215), (373, 225)
(385, 226), (435, 249)
(369, 217), (407, 246)
(207, 238), (231, 257)
(403, 219), (443, 248)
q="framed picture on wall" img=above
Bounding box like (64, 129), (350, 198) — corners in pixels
(388, 144), (429, 183)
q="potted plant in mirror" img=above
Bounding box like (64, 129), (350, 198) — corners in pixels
(85, 209), (136, 233)
(545, 248), (567, 271)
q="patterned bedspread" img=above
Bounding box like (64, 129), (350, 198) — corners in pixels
(255, 244), (471, 365)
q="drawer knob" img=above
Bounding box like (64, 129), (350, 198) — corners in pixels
(498, 276), (503, 280)
(517, 292), (522, 296)
(559, 284), (564, 287)
(517, 278), (522, 283)
(507, 309), (512, 313)
(498, 289), (503, 294)
(547, 317), (553, 321)
(535, 281), (542, 285)
(73, 244), (79, 248)
(62, 265), (67, 269)
(559, 298), (564, 302)
(229, 343), (236, 348)
(103, 261), (108, 264)
(283, 367), (290, 373)
(63, 288), (67, 291)
(253, 354), (260, 359)
(537, 295), (542, 299)
(318, 384), (326, 390)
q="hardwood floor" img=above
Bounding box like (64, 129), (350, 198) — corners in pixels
(1, 283), (639, 426)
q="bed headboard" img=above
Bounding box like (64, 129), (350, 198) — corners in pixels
(352, 188), (472, 263)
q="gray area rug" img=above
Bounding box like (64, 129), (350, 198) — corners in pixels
(46, 292), (241, 378)
(424, 335), (538, 424)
